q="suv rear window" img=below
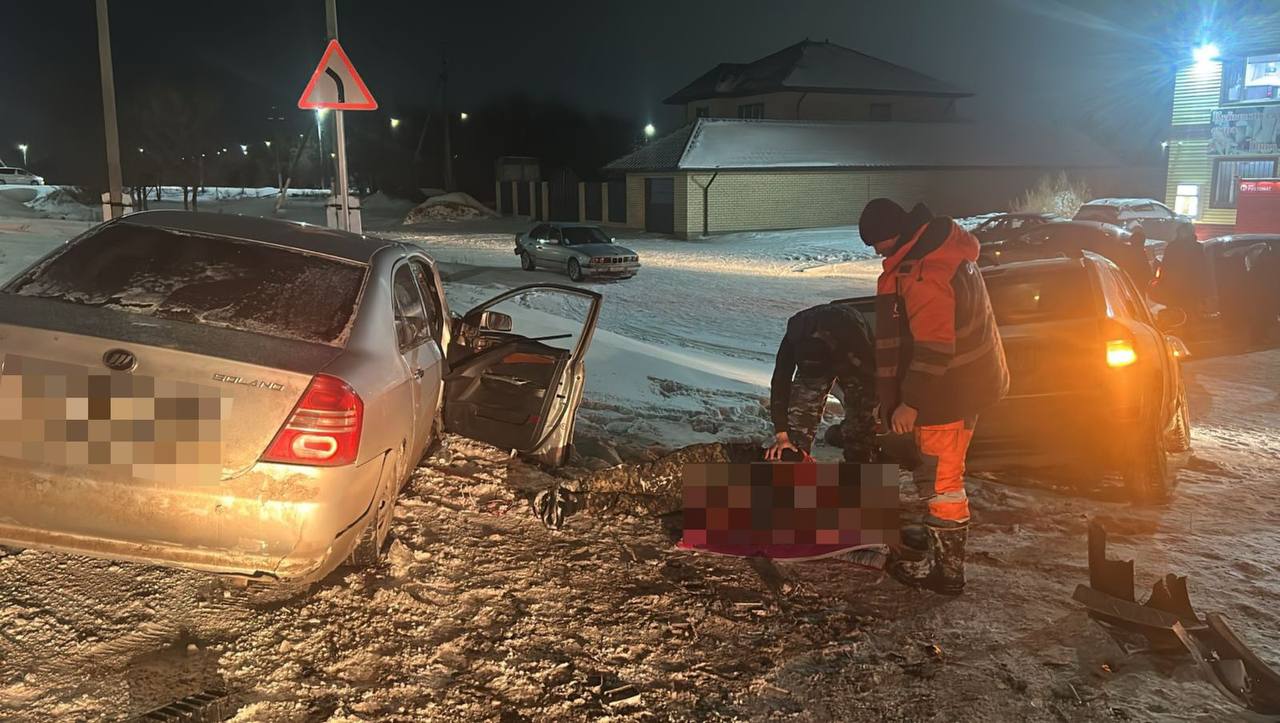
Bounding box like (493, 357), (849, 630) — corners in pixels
(6, 224), (367, 345)
(984, 266), (1095, 325)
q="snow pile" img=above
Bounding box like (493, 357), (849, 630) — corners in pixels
(25, 187), (97, 221)
(955, 212), (1002, 231)
(152, 186), (329, 201)
(402, 192), (498, 224)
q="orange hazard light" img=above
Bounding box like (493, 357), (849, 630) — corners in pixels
(1106, 339), (1138, 368)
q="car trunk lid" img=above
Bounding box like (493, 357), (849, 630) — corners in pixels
(0, 294), (339, 478)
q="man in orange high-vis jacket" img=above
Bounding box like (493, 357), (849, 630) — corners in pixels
(859, 198), (1009, 595)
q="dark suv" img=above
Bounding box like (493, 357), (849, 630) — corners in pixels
(843, 253), (1190, 502)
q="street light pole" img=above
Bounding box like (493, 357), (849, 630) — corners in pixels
(18, 144), (28, 166)
(95, 0), (124, 219)
(326, 0), (351, 231)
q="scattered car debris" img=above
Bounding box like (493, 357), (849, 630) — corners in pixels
(1073, 521), (1280, 715)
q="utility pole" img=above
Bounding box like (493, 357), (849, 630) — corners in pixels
(440, 50), (454, 192)
(95, 0), (124, 219)
(326, 0), (351, 230)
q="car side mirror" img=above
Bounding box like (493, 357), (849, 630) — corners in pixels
(1156, 307), (1187, 332)
(478, 310), (513, 332)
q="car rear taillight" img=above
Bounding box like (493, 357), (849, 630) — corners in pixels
(1106, 339), (1137, 368)
(262, 374), (363, 466)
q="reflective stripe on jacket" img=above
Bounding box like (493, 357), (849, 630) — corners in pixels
(874, 217), (1010, 426)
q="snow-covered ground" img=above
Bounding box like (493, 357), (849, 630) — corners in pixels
(383, 221), (881, 453)
(0, 204), (1278, 721)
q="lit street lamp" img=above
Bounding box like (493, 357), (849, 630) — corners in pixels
(644, 124), (656, 139)
(459, 112), (468, 122)
(1193, 42), (1219, 66)
(389, 117), (401, 129)
(17, 144), (28, 165)
(240, 144), (248, 156)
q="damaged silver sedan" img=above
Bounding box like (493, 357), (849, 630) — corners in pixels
(0, 211), (600, 588)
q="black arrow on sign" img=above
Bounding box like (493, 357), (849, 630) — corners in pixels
(325, 68), (346, 103)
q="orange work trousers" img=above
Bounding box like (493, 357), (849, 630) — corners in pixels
(913, 416), (977, 526)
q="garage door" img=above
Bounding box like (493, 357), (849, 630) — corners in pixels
(645, 177), (675, 234)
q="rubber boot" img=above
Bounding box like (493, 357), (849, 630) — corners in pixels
(924, 523), (967, 596)
(889, 523), (967, 595)
(887, 523), (932, 583)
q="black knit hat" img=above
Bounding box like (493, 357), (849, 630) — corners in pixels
(859, 198), (907, 246)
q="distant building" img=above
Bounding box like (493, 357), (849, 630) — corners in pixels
(666, 39), (968, 124)
(1164, 14), (1280, 237)
(605, 40), (1136, 238)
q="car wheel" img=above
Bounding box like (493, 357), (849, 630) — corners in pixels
(1123, 424), (1170, 505)
(1166, 385), (1192, 453)
(520, 250), (536, 271)
(345, 448), (402, 568)
(568, 258), (585, 282)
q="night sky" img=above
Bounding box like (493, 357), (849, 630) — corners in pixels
(0, 0), (1266, 184)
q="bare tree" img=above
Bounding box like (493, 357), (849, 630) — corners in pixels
(125, 86), (221, 211)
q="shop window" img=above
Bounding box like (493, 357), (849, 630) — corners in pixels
(736, 103), (764, 119)
(1211, 158), (1278, 208)
(1222, 52), (1280, 104)
(1174, 184), (1200, 218)
(869, 103), (893, 121)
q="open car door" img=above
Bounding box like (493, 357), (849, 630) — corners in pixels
(444, 284), (602, 466)
(831, 294), (877, 332)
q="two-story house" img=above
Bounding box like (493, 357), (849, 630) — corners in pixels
(666, 39), (968, 124)
(1165, 15), (1280, 237)
(605, 40), (1124, 238)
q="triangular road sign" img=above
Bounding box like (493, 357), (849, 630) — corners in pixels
(298, 39), (377, 111)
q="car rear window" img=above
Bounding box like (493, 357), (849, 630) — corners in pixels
(1074, 205), (1119, 222)
(7, 224), (367, 345)
(984, 267), (1095, 325)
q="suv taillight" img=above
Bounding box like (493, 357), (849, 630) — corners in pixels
(262, 374), (363, 466)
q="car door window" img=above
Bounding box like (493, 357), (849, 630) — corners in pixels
(408, 258), (444, 343)
(547, 227), (563, 244)
(1098, 265), (1148, 322)
(529, 225), (548, 241)
(392, 264), (431, 350)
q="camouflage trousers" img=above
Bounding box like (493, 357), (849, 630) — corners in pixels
(787, 361), (878, 463)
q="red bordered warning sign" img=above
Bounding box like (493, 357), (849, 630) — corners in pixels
(298, 39), (377, 111)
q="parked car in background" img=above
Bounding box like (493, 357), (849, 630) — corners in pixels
(978, 220), (1154, 289)
(840, 253), (1190, 503)
(971, 212), (1059, 244)
(1151, 233), (1280, 356)
(1073, 198), (1193, 242)
(0, 167), (43, 185)
(0, 211), (600, 591)
(515, 223), (641, 282)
